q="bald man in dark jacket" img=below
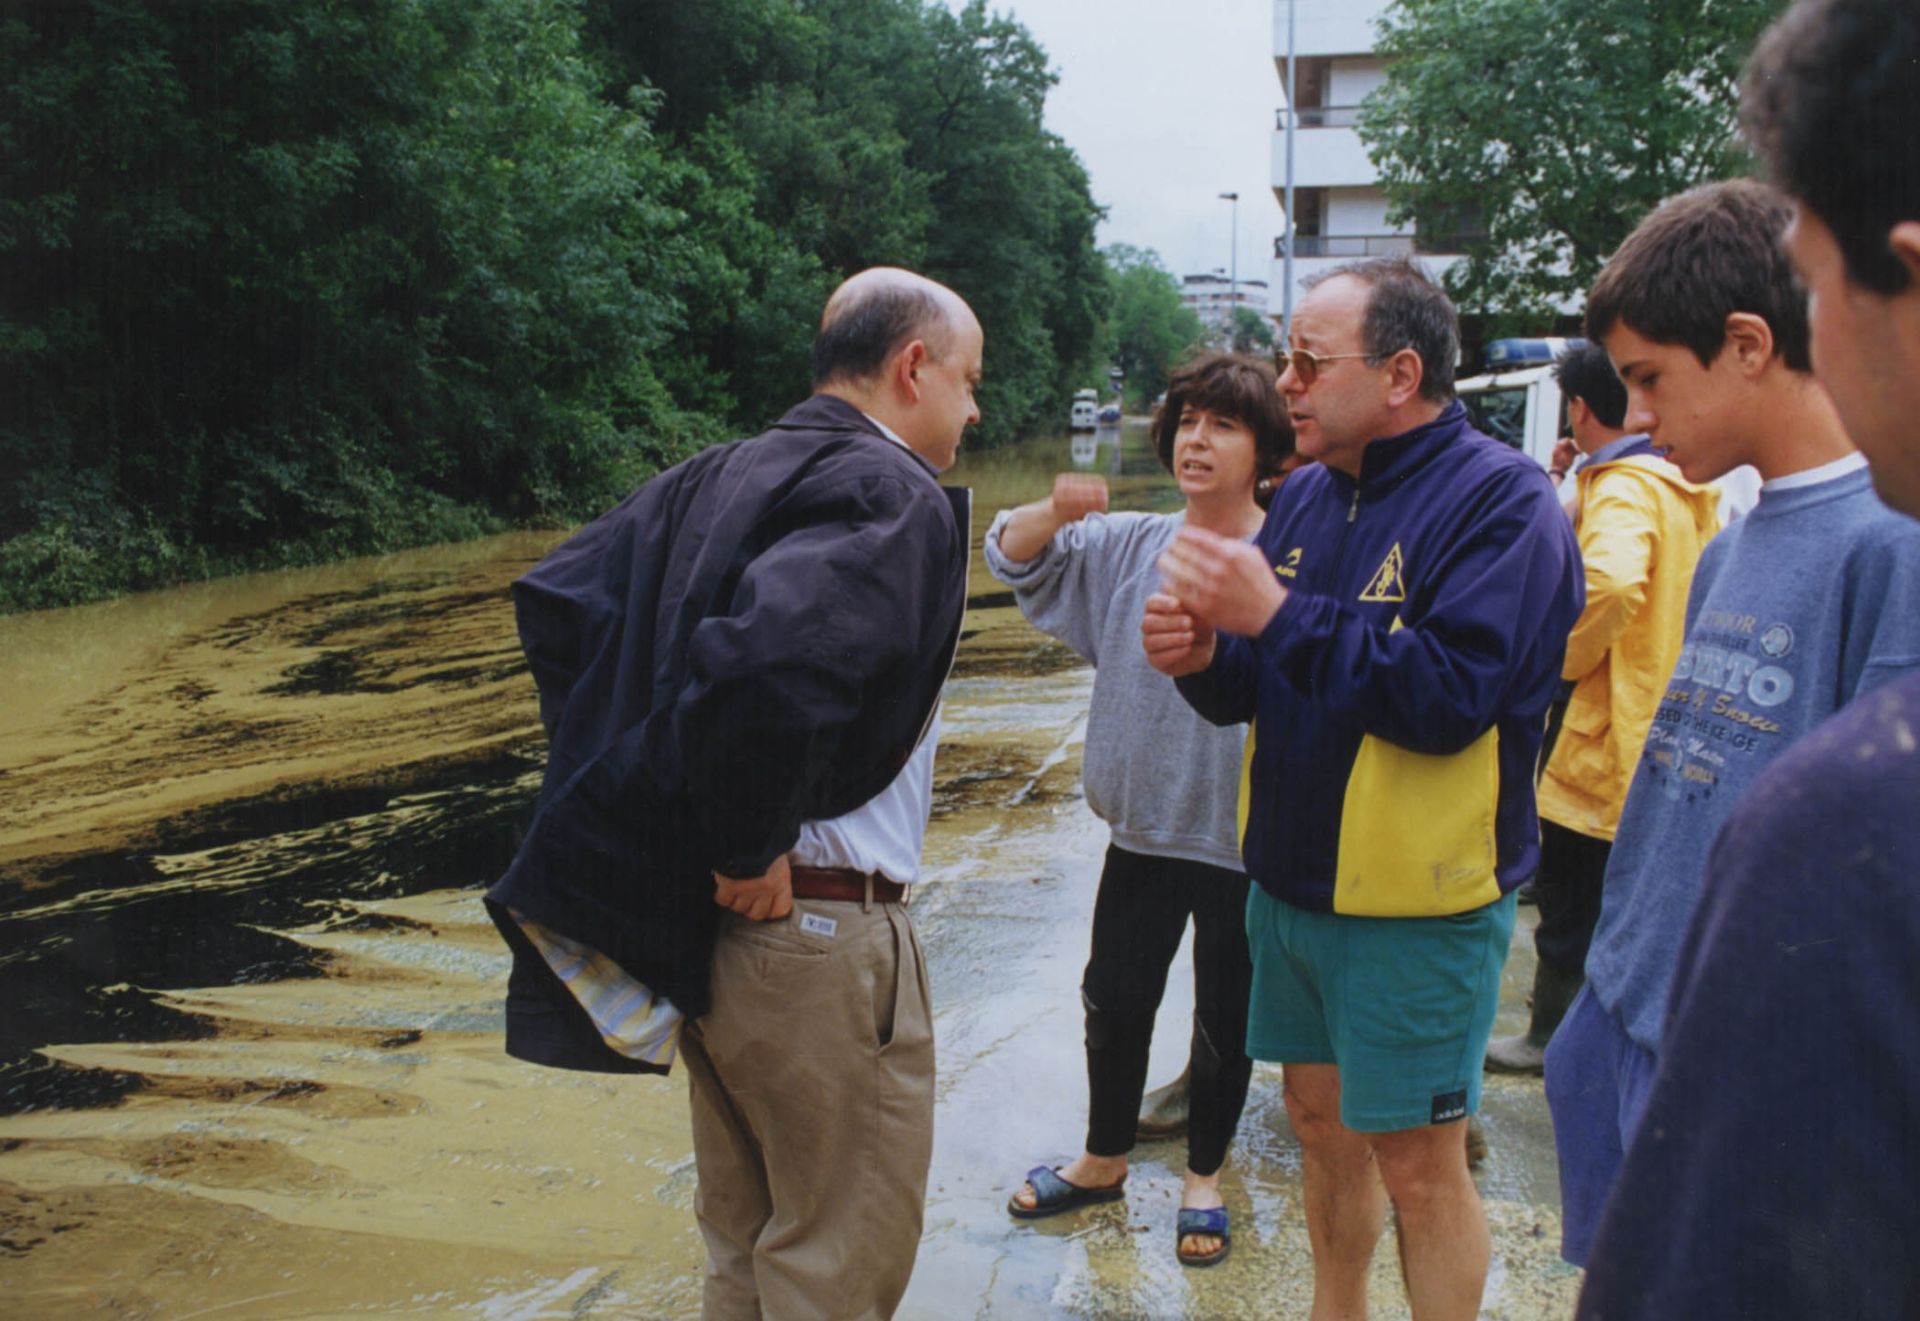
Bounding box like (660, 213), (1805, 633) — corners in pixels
(489, 268), (981, 1320)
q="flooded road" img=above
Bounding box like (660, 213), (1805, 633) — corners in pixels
(0, 423), (1580, 1317)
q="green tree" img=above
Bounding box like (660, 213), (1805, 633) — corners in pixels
(1104, 245), (1204, 408)
(0, 0), (695, 610)
(584, 0), (1109, 446)
(1230, 305), (1277, 354)
(902, 0), (1109, 445)
(1359, 0), (1782, 326)
(0, 0), (1110, 611)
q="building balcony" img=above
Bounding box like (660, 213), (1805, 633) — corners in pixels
(1271, 124), (1375, 188)
(1275, 104), (1364, 129)
(1273, 233), (1478, 259)
(1272, 0), (1388, 62)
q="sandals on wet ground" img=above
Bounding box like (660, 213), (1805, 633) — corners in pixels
(1006, 1165), (1127, 1220)
(1176, 1205), (1231, 1268)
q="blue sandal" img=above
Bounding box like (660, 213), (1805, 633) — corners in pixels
(1176, 1206), (1231, 1267)
(1006, 1165), (1127, 1220)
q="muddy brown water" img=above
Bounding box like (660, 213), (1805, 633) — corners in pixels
(0, 423), (1580, 1317)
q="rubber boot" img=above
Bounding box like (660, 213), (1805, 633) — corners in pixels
(1136, 1065), (1190, 1141)
(1485, 956), (1583, 1075)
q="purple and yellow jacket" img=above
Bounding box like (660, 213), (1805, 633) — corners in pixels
(1177, 402), (1583, 916)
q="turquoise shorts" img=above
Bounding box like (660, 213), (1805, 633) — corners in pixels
(1244, 883), (1517, 1133)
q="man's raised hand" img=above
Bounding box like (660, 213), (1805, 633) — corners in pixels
(1156, 525), (1287, 639)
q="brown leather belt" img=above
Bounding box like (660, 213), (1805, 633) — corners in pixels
(789, 865), (906, 905)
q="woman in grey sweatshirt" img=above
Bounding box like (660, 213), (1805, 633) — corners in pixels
(992, 353), (1295, 1267)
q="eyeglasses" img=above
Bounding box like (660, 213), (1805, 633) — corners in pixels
(1273, 345), (1385, 386)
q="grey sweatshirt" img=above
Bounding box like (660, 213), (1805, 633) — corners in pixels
(984, 508), (1247, 872)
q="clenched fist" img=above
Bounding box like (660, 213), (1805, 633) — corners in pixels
(1141, 591), (1216, 676)
(1050, 473), (1109, 523)
(995, 472), (1112, 562)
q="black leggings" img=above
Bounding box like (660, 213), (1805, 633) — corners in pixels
(1081, 843), (1254, 1176)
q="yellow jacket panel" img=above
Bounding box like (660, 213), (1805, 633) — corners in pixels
(1536, 450), (1720, 840)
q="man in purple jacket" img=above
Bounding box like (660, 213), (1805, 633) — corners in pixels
(1146, 256), (1581, 1320)
(488, 268), (978, 1320)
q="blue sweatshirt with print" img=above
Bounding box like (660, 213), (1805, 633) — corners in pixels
(1177, 401), (1583, 915)
(1585, 461), (1920, 1052)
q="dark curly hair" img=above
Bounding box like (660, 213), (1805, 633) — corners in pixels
(1151, 352), (1294, 501)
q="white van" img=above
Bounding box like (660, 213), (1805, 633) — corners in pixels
(1456, 338), (1574, 472)
(1070, 388), (1098, 431)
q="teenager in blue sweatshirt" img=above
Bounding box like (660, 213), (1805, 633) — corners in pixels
(1545, 178), (1920, 1269)
(1146, 256), (1582, 1320)
(1578, 3), (1920, 1315)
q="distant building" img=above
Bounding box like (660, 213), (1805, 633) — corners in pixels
(1269, 0), (1475, 323)
(1181, 273), (1270, 346)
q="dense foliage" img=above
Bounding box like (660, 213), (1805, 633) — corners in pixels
(1230, 305), (1276, 355)
(1359, 0), (1783, 327)
(0, 0), (1109, 611)
(1103, 245), (1205, 408)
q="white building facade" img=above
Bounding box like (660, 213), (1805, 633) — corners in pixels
(1180, 274), (1270, 344)
(1269, 0), (1469, 330)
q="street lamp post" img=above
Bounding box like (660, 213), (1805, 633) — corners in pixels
(1218, 190), (1238, 349)
(1282, 0), (1297, 342)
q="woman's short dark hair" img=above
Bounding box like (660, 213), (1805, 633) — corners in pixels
(1585, 180), (1813, 372)
(1151, 352), (1294, 491)
(1552, 342), (1629, 430)
(1743, 0), (1918, 295)
(1303, 254), (1460, 401)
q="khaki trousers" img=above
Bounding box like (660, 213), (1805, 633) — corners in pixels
(681, 896), (934, 1321)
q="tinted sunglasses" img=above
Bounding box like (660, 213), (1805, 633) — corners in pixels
(1273, 345), (1386, 386)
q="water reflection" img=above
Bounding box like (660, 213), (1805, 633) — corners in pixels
(0, 536), (564, 1112)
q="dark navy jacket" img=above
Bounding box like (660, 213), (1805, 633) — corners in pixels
(1577, 672), (1920, 1320)
(487, 395), (969, 1051)
(1178, 402), (1583, 915)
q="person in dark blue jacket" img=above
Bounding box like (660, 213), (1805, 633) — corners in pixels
(1576, 2), (1920, 1316)
(1145, 255), (1582, 1320)
(487, 267), (977, 1320)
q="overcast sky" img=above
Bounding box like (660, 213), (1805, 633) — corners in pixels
(986, 0), (1284, 289)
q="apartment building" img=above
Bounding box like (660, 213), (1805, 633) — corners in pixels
(1180, 273), (1271, 345)
(1269, 0), (1470, 327)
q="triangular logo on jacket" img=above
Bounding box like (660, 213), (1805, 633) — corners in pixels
(1359, 543), (1407, 602)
